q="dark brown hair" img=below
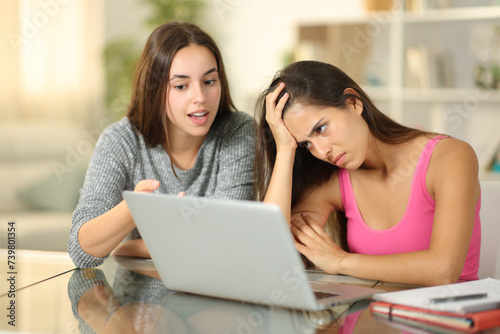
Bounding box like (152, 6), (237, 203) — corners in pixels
(254, 61), (429, 251)
(127, 21), (236, 147)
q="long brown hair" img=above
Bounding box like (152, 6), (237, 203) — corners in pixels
(127, 21), (236, 147)
(254, 61), (428, 251)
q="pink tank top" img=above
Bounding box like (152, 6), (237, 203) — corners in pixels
(338, 136), (481, 281)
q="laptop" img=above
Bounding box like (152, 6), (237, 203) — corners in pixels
(122, 191), (383, 311)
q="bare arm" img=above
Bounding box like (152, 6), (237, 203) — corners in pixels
(261, 83), (297, 223)
(293, 139), (480, 286)
(262, 83), (339, 224)
(290, 173), (341, 227)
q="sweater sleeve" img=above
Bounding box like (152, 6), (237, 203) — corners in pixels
(211, 112), (256, 201)
(68, 121), (136, 268)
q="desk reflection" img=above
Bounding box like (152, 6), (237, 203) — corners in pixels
(67, 266), (367, 334)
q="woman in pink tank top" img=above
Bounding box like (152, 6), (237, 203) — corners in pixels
(254, 61), (481, 286)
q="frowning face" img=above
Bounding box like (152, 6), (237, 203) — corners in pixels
(283, 101), (369, 170)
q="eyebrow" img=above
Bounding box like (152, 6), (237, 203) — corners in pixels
(297, 118), (325, 146)
(169, 68), (218, 81)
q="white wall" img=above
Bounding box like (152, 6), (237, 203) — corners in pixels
(199, 0), (364, 114)
(104, 0), (365, 114)
(104, 0), (150, 44)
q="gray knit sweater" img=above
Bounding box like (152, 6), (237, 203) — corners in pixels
(69, 111), (256, 268)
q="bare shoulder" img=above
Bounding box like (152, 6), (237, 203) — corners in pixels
(431, 137), (478, 170)
(428, 136), (479, 196)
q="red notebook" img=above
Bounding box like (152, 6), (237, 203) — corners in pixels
(370, 301), (500, 333)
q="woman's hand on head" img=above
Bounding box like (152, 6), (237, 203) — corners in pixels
(291, 214), (348, 275)
(265, 83), (297, 152)
(133, 180), (160, 193)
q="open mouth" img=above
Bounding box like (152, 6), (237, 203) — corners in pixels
(188, 112), (208, 119)
(188, 111), (209, 125)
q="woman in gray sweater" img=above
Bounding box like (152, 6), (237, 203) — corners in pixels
(69, 22), (255, 268)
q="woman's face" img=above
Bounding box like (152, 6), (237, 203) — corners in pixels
(165, 44), (221, 140)
(282, 100), (369, 170)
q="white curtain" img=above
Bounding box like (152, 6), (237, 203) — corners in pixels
(0, 0), (20, 120)
(1, 0), (105, 127)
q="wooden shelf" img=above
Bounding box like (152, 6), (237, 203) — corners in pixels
(401, 88), (500, 102)
(363, 87), (500, 103)
(479, 171), (500, 182)
(297, 6), (500, 26)
(403, 6), (500, 23)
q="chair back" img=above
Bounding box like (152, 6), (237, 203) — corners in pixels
(478, 181), (500, 279)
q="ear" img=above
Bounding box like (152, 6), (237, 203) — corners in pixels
(343, 88), (363, 116)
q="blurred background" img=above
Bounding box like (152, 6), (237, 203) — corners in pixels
(1, 0), (500, 252)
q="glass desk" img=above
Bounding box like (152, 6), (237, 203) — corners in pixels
(1, 249), (499, 334)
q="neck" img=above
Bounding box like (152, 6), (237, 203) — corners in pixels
(362, 138), (407, 174)
(362, 135), (426, 177)
(164, 129), (207, 171)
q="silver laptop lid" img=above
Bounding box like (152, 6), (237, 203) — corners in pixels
(122, 191), (319, 310)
